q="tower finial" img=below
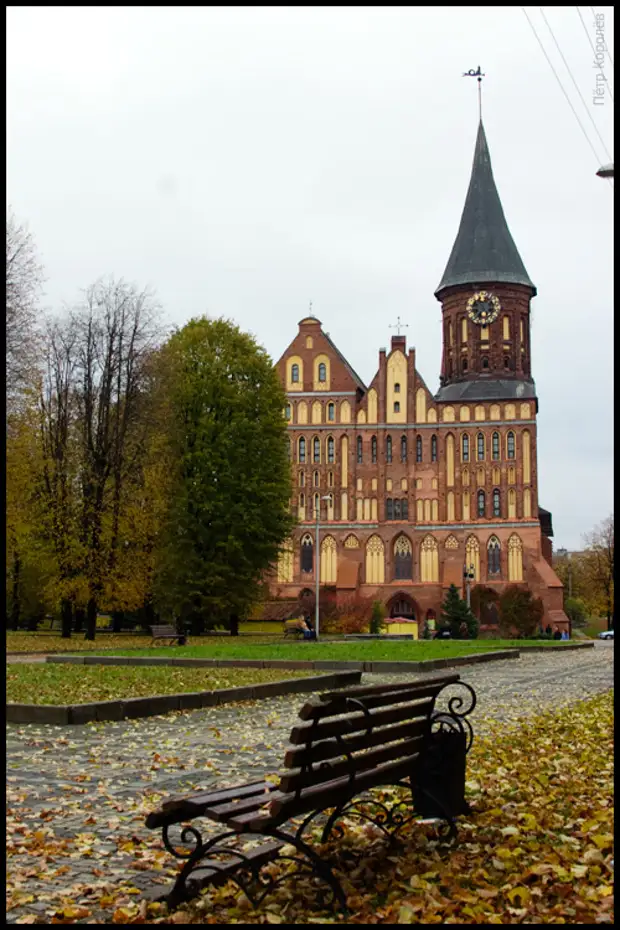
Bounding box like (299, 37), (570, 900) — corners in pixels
(463, 65), (485, 120)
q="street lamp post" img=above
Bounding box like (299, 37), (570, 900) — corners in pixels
(463, 564), (475, 609)
(315, 494), (332, 640)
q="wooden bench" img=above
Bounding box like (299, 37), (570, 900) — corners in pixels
(150, 624), (185, 646)
(283, 618), (306, 639)
(145, 672), (476, 911)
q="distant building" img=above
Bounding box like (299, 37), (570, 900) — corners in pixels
(272, 120), (568, 632)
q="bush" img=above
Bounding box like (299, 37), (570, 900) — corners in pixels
(369, 601), (386, 635)
(498, 586), (545, 638)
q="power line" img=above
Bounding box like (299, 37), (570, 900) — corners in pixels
(522, 7), (613, 182)
(576, 6), (614, 101)
(540, 7), (612, 160)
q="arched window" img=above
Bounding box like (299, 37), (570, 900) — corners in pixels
(416, 435), (423, 462)
(285, 403), (291, 420)
(386, 436), (393, 463)
(327, 402), (335, 422)
(400, 436), (407, 462)
(504, 356), (510, 370)
(371, 435), (377, 463)
(313, 471), (320, 488)
(320, 536), (337, 584)
(300, 534), (313, 573)
(313, 492), (320, 516)
(366, 535), (385, 584)
(298, 437), (306, 463)
(462, 434), (469, 462)
(318, 362), (327, 382)
(477, 490), (486, 517)
(487, 536), (501, 575)
(386, 498), (394, 520)
(327, 436), (335, 464)
(291, 364), (300, 383)
(420, 535), (439, 583)
(402, 498), (409, 519)
(508, 534), (523, 581)
(394, 536), (413, 580)
(465, 535), (480, 581)
(492, 488), (501, 518)
(394, 382), (401, 393)
(394, 499), (402, 519)
(431, 435), (438, 462)
(482, 357), (489, 370)
(357, 436), (363, 463)
(313, 437), (320, 463)
(477, 432), (485, 460)
(328, 471), (334, 488)
(298, 471), (305, 487)
(462, 358), (468, 373)
(492, 432), (500, 460)
(507, 431), (515, 459)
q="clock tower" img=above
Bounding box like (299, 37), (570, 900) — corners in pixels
(435, 120), (536, 402)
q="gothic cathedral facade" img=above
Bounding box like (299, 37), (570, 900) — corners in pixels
(272, 121), (568, 631)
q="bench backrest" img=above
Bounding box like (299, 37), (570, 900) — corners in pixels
(267, 673), (460, 818)
(151, 624), (177, 635)
(284, 619), (304, 630)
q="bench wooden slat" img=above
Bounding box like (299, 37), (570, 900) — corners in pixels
(204, 789), (286, 822)
(283, 716), (429, 770)
(279, 733), (425, 794)
(162, 780), (267, 812)
(298, 680), (454, 721)
(289, 694), (436, 745)
(230, 754), (421, 829)
(317, 673), (460, 704)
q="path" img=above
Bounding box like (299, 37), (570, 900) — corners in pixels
(6, 643), (613, 924)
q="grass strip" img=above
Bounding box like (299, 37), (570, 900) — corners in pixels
(6, 664), (314, 705)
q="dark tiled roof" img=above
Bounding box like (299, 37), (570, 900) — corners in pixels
(435, 121), (536, 297)
(322, 331), (367, 393)
(434, 378), (537, 403)
(538, 507), (554, 538)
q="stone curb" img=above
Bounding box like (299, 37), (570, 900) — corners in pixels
(45, 648), (520, 674)
(5, 670), (361, 726)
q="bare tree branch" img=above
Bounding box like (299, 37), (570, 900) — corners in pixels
(6, 208), (45, 405)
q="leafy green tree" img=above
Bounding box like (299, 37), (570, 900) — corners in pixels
(564, 596), (588, 629)
(499, 586), (544, 638)
(153, 317), (293, 630)
(439, 584), (479, 639)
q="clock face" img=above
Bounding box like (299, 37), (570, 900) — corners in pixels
(466, 291), (501, 325)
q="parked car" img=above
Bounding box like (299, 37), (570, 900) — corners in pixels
(598, 630), (614, 640)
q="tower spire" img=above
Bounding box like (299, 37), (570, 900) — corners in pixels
(463, 65), (485, 121)
(435, 120), (536, 297)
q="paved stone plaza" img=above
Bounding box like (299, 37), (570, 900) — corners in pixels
(6, 644), (613, 923)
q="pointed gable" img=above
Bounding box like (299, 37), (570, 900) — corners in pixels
(275, 317), (367, 394)
(435, 121), (536, 297)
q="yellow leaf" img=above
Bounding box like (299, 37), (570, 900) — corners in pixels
(265, 915), (282, 924)
(592, 834), (613, 849)
(571, 864), (589, 878)
(506, 886), (531, 906)
(495, 847), (513, 859)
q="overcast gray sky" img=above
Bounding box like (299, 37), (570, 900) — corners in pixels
(7, 6), (613, 549)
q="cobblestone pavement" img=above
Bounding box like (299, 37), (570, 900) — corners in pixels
(6, 644), (613, 924)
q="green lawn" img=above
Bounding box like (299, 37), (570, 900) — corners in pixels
(6, 664), (314, 705)
(102, 638), (573, 662)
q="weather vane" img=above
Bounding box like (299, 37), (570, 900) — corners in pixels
(463, 65), (485, 120)
(389, 316), (409, 337)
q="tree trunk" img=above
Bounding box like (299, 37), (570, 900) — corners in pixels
(111, 610), (124, 633)
(10, 550), (21, 631)
(229, 613), (239, 636)
(85, 596), (97, 640)
(61, 599), (73, 639)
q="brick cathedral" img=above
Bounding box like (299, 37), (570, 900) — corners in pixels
(271, 120), (568, 632)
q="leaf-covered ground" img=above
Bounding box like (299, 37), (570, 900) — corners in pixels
(6, 664), (315, 705)
(107, 640), (577, 661)
(6, 673), (613, 925)
(7, 634), (159, 654)
(142, 691), (616, 925)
